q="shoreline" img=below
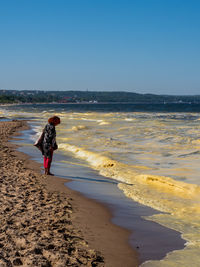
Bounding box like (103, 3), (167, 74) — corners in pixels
(0, 120), (139, 266)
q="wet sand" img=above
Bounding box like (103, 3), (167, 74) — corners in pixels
(0, 120), (138, 266)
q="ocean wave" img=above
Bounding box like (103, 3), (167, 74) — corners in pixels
(58, 143), (200, 196)
(99, 121), (110, 125)
(71, 125), (88, 131)
(178, 150), (200, 158)
(58, 141), (200, 266)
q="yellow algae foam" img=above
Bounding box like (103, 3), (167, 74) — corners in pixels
(119, 183), (200, 267)
(124, 118), (136, 121)
(71, 125), (88, 131)
(133, 173), (200, 197)
(59, 142), (200, 266)
(58, 143), (152, 178)
(58, 143), (121, 173)
(118, 183), (200, 218)
(140, 215), (200, 267)
(58, 143), (200, 198)
(141, 246), (200, 267)
(99, 121), (110, 125)
(192, 139), (200, 146)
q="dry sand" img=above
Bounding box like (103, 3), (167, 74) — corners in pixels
(0, 120), (138, 267)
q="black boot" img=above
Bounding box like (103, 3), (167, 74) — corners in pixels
(46, 168), (54, 176)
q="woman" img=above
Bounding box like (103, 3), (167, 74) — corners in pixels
(42, 116), (60, 175)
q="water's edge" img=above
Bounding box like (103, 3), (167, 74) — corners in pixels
(11, 124), (185, 264)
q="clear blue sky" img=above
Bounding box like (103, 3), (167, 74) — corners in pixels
(0, 0), (200, 95)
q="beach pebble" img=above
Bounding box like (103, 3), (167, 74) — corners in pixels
(13, 258), (23, 266)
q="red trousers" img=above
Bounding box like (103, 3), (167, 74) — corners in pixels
(43, 151), (53, 169)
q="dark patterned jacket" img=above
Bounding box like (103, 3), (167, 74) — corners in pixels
(42, 123), (57, 158)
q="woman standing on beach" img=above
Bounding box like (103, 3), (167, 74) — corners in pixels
(42, 116), (60, 175)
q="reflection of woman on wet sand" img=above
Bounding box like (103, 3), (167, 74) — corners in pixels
(42, 116), (60, 175)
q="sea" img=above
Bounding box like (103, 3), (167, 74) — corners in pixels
(1, 102), (200, 266)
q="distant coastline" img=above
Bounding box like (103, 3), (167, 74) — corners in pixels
(1, 89), (200, 105)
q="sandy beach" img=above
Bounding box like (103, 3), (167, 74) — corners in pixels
(0, 120), (138, 266)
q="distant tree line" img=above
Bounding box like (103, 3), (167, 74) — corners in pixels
(0, 89), (200, 104)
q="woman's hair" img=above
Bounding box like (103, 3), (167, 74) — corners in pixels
(48, 116), (61, 125)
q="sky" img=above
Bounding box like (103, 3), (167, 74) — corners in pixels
(0, 0), (200, 95)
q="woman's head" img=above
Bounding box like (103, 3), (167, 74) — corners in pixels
(48, 116), (61, 126)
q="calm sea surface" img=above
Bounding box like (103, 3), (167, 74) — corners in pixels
(1, 103), (200, 266)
